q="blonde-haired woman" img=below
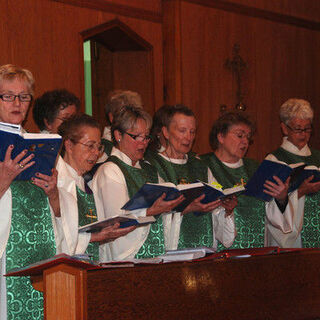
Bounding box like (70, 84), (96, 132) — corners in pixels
(93, 105), (184, 261)
(0, 64), (60, 320)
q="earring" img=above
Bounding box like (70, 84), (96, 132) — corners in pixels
(118, 139), (121, 142)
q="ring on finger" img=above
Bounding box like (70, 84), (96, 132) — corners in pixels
(18, 163), (24, 169)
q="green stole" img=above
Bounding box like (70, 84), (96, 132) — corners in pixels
(201, 153), (265, 249)
(271, 147), (320, 247)
(101, 138), (113, 157)
(107, 156), (163, 258)
(147, 153), (213, 249)
(6, 181), (56, 320)
(77, 187), (99, 261)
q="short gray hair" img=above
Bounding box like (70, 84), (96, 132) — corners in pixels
(0, 64), (35, 95)
(279, 98), (313, 125)
(111, 105), (152, 145)
(105, 90), (143, 125)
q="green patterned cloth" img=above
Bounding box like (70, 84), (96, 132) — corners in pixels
(147, 152), (214, 249)
(77, 187), (99, 261)
(107, 156), (163, 258)
(6, 181), (56, 320)
(201, 153), (265, 250)
(271, 147), (320, 247)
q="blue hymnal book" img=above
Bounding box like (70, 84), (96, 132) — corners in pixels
(78, 215), (156, 233)
(121, 182), (205, 212)
(0, 122), (62, 180)
(121, 182), (245, 212)
(200, 182), (245, 204)
(243, 159), (306, 201)
(289, 165), (320, 193)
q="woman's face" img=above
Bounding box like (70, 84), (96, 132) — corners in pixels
(117, 118), (150, 165)
(45, 104), (77, 133)
(163, 113), (196, 159)
(65, 126), (102, 175)
(0, 78), (31, 124)
(281, 117), (312, 150)
(217, 123), (251, 163)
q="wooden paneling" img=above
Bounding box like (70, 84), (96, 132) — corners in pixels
(219, 0), (320, 23)
(52, 0), (162, 22)
(0, 0), (163, 132)
(163, 0), (320, 160)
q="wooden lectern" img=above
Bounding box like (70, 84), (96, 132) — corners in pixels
(6, 249), (320, 319)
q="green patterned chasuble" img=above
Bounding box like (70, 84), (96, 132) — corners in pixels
(101, 138), (113, 157)
(77, 187), (99, 261)
(107, 156), (163, 258)
(201, 153), (265, 250)
(6, 181), (56, 320)
(272, 147), (320, 247)
(147, 153), (213, 249)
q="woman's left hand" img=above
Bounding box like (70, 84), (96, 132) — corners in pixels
(182, 195), (221, 215)
(221, 195), (238, 216)
(263, 176), (290, 202)
(32, 169), (60, 216)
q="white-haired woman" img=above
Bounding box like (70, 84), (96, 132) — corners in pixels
(265, 98), (320, 247)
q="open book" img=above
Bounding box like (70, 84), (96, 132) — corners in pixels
(0, 121), (62, 180)
(121, 181), (245, 212)
(243, 159), (306, 201)
(78, 215), (156, 233)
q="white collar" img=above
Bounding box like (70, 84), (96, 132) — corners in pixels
(221, 158), (244, 169)
(280, 136), (311, 156)
(159, 152), (188, 164)
(110, 147), (142, 168)
(102, 126), (112, 141)
(56, 156), (85, 191)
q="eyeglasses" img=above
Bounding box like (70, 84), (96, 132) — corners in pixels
(0, 94), (33, 102)
(230, 131), (252, 141)
(124, 132), (152, 142)
(286, 124), (312, 134)
(75, 141), (104, 153)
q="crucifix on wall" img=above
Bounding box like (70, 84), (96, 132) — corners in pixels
(223, 43), (248, 112)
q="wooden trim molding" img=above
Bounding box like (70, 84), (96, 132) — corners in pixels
(51, 0), (162, 23)
(183, 0), (320, 30)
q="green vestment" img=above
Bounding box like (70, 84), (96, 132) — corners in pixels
(271, 147), (320, 247)
(201, 153), (265, 250)
(6, 181), (56, 320)
(107, 156), (163, 258)
(77, 188), (99, 261)
(147, 153), (213, 249)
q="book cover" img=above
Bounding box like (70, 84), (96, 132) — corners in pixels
(121, 182), (205, 212)
(243, 159), (305, 201)
(78, 215), (156, 233)
(200, 182), (245, 204)
(0, 122), (62, 180)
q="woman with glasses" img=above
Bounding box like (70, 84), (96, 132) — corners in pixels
(145, 105), (237, 251)
(53, 114), (136, 259)
(33, 89), (80, 133)
(265, 99), (320, 248)
(201, 111), (293, 249)
(0, 64), (61, 320)
(93, 105), (184, 261)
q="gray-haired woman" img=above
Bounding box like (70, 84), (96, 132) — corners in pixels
(266, 98), (320, 248)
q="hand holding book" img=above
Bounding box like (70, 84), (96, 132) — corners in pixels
(146, 193), (185, 216)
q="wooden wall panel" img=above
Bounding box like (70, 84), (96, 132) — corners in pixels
(165, 0), (320, 160)
(0, 0), (163, 132)
(102, 0), (162, 14)
(219, 0), (320, 23)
